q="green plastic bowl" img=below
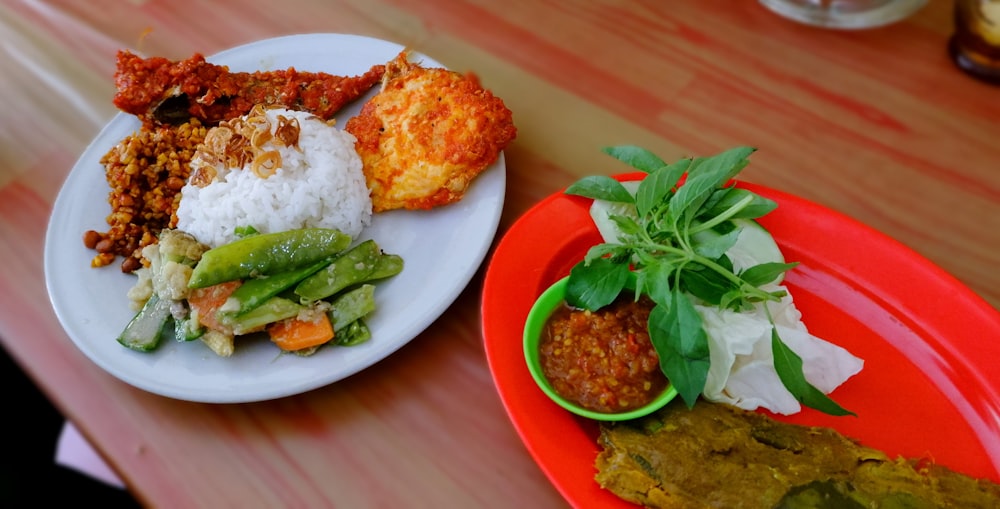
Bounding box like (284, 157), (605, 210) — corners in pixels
(523, 276), (678, 421)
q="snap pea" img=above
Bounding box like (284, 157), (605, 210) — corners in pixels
(335, 319), (371, 346)
(328, 284), (376, 331)
(173, 314), (204, 342)
(227, 259), (330, 316)
(294, 240), (383, 301)
(188, 228), (351, 289)
(368, 253), (404, 281)
(222, 296), (303, 336)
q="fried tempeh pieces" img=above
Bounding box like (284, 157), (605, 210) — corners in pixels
(111, 50), (385, 126)
(344, 51), (516, 212)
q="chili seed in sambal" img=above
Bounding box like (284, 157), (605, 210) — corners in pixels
(539, 296), (667, 414)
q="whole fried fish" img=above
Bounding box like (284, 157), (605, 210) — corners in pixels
(112, 50), (385, 126)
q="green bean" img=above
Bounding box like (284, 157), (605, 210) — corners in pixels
(227, 259), (330, 316)
(188, 228), (351, 289)
(328, 284), (376, 331)
(294, 240), (382, 301)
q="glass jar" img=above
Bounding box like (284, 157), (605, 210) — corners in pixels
(758, 0), (927, 29)
(949, 0), (1000, 84)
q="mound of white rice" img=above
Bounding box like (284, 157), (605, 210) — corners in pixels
(176, 107), (371, 247)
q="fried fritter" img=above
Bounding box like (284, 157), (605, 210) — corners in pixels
(596, 400), (1000, 508)
(344, 51), (516, 212)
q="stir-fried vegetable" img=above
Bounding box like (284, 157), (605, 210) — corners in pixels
(227, 259), (329, 316)
(295, 239), (387, 301)
(119, 227), (403, 356)
(188, 281), (242, 333)
(117, 293), (173, 352)
(118, 230), (209, 351)
(268, 312), (335, 352)
(188, 228), (352, 288)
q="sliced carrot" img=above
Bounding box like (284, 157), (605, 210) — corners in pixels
(188, 280), (242, 334)
(267, 312), (334, 352)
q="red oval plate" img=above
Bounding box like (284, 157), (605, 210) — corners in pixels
(481, 174), (1000, 507)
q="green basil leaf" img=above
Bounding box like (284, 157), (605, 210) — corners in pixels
(680, 263), (736, 306)
(648, 289), (710, 408)
(602, 145), (666, 173)
(566, 258), (630, 310)
(691, 146), (755, 187)
(582, 243), (627, 264)
(719, 289), (751, 312)
(669, 147), (755, 225)
(771, 327), (856, 417)
(740, 261), (799, 287)
(692, 228), (741, 260)
(715, 253), (735, 273)
(635, 159), (689, 218)
(565, 175), (634, 202)
(700, 188), (777, 220)
(634, 259), (676, 308)
(608, 214), (645, 239)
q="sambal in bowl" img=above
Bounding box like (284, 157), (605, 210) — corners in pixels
(524, 276), (677, 421)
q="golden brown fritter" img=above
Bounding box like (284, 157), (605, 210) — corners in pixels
(344, 51), (516, 212)
(595, 400), (1000, 508)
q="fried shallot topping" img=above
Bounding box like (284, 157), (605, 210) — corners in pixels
(188, 104), (303, 186)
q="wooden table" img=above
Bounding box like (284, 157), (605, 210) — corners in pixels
(2, 1), (997, 507)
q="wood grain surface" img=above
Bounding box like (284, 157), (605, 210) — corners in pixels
(1, 1), (997, 507)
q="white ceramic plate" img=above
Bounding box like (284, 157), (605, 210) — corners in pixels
(44, 33), (506, 403)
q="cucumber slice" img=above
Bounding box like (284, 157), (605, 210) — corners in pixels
(727, 218), (785, 284)
(117, 293), (172, 352)
(590, 180), (641, 243)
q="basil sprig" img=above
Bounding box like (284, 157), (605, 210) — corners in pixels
(564, 145), (854, 417)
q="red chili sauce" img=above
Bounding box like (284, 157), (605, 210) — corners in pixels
(539, 296), (667, 414)
(112, 50), (386, 126)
